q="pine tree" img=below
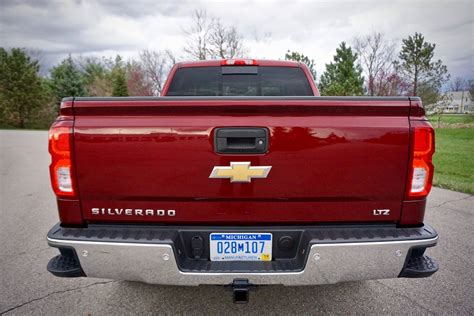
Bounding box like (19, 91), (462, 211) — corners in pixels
(394, 32), (449, 99)
(49, 55), (86, 103)
(112, 69), (129, 97)
(111, 55), (129, 97)
(319, 42), (364, 96)
(0, 48), (50, 127)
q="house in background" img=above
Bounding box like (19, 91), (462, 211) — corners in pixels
(433, 91), (472, 114)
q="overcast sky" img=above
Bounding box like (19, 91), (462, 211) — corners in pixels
(1, 0), (473, 81)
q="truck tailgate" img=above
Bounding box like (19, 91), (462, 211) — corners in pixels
(72, 97), (411, 224)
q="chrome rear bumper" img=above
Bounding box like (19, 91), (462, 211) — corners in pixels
(46, 224), (438, 285)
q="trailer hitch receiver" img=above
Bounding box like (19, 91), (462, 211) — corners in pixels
(231, 279), (251, 304)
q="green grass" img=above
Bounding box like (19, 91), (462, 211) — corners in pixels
(433, 128), (474, 194)
(427, 114), (474, 127)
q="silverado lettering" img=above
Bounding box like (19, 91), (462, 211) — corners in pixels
(91, 208), (176, 216)
(46, 59), (438, 303)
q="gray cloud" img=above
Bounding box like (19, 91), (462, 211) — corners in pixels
(1, 0), (472, 80)
(432, 18), (474, 33)
(94, 0), (192, 18)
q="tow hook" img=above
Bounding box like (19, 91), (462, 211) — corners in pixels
(231, 279), (252, 304)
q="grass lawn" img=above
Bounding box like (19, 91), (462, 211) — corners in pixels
(428, 114), (474, 128)
(432, 128), (474, 194)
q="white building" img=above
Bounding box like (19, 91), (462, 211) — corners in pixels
(435, 91), (472, 113)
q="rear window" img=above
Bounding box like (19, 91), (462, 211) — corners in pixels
(166, 66), (313, 96)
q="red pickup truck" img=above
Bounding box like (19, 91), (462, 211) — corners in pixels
(46, 59), (438, 303)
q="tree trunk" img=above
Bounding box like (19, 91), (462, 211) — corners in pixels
(413, 66), (418, 96)
(369, 74), (374, 96)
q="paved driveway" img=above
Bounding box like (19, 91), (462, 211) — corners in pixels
(1, 130), (473, 314)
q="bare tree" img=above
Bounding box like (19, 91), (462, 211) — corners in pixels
(354, 32), (396, 96)
(183, 9), (212, 60)
(209, 19), (227, 58)
(184, 10), (245, 60)
(252, 29), (272, 43)
(449, 77), (468, 91)
(226, 26), (244, 58)
(124, 61), (153, 96)
(139, 50), (174, 95)
(165, 49), (176, 65)
(208, 20), (245, 59)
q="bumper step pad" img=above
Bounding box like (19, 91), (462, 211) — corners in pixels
(400, 254), (438, 278)
(47, 250), (85, 278)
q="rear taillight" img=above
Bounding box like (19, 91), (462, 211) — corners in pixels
(407, 123), (435, 198)
(49, 124), (76, 197)
(221, 59), (258, 66)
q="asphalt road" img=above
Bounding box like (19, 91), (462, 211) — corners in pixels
(1, 130), (473, 315)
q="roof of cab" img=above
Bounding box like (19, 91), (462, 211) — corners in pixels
(176, 59), (301, 68)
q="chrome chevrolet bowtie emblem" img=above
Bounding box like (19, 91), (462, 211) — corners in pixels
(209, 162), (272, 183)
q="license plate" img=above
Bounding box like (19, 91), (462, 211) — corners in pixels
(210, 233), (272, 261)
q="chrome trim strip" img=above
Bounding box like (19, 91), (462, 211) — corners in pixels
(47, 236), (438, 286)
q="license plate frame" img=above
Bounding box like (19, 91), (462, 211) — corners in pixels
(209, 233), (272, 261)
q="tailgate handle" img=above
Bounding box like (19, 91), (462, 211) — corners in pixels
(215, 128), (269, 154)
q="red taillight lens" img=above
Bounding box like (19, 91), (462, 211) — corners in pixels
(413, 127), (433, 156)
(407, 124), (435, 198)
(49, 124), (76, 197)
(221, 59), (258, 66)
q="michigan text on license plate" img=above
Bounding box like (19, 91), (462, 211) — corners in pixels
(210, 233), (272, 261)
